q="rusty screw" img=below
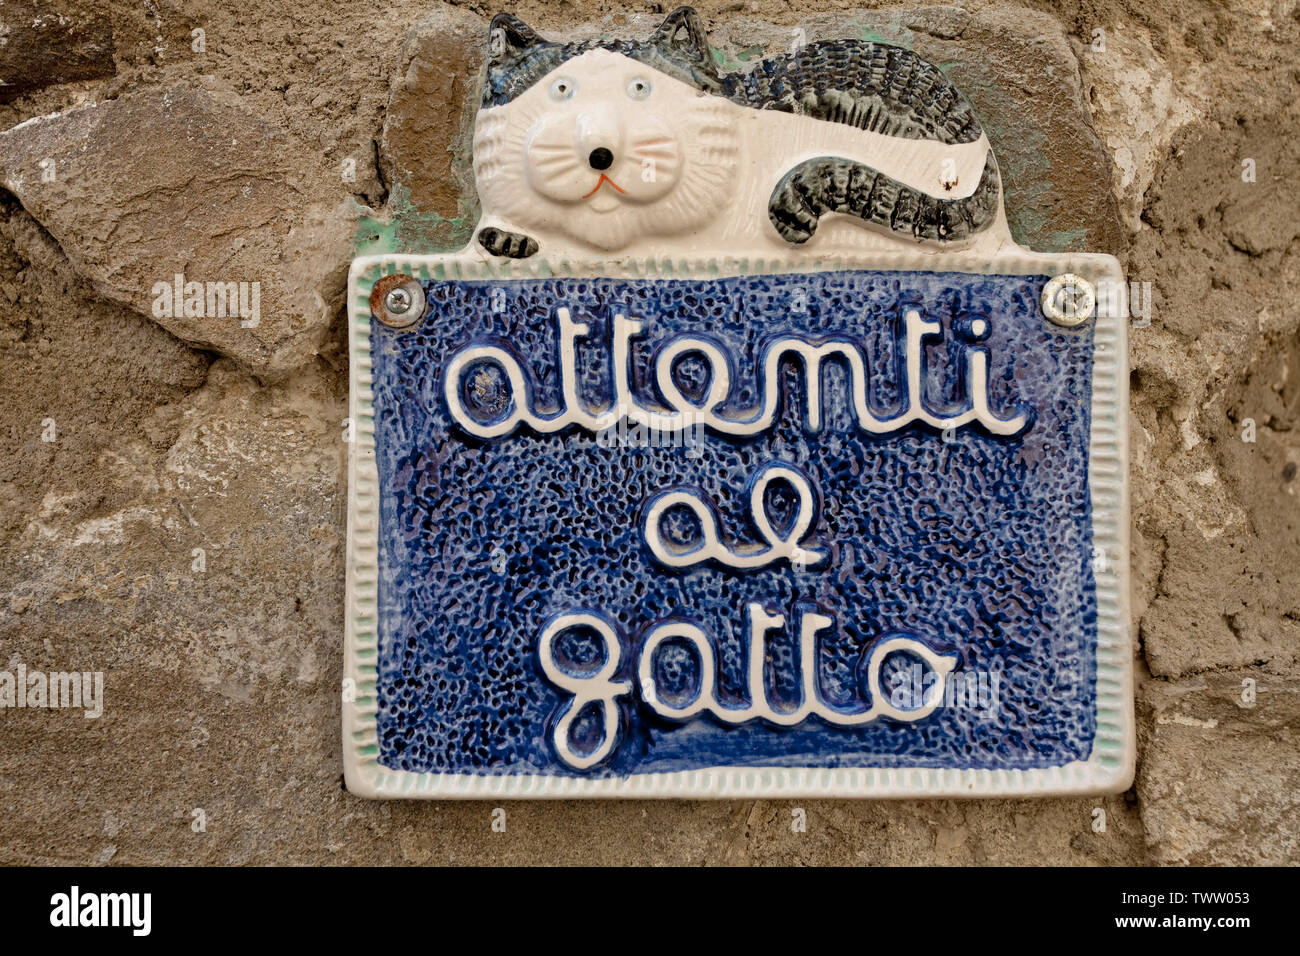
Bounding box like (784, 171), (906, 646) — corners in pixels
(385, 287), (413, 315)
(371, 273), (425, 329)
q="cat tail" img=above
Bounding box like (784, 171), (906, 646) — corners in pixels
(769, 149), (1001, 245)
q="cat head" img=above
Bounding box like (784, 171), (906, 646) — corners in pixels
(472, 7), (740, 251)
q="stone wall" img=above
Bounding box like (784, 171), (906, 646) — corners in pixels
(0, 0), (1295, 865)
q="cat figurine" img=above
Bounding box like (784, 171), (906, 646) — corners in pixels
(471, 6), (1013, 260)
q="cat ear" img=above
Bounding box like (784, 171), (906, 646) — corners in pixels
(651, 6), (711, 65)
(487, 13), (546, 70)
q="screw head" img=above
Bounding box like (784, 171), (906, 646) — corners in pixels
(370, 274), (425, 330)
(1042, 273), (1096, 328)
(385, 287), (412, 314)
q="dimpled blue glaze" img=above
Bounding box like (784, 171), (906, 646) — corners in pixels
(370, 270), (1097, 776)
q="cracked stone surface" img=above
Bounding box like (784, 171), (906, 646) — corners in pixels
(0, 84), (360, 377)
(0, 0), (1296, 865)
(1138, 672), (1300, 864)
(0, 2), (116, 101)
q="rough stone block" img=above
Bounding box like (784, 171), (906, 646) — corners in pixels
(0, 84), (358, 376)
(0, 2), (115, 101)
(1139, 673), (1300, 864)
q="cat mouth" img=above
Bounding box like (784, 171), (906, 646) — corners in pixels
(583, 174), (626, 203)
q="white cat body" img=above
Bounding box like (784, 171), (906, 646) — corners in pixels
(473, 49), (1019, 261)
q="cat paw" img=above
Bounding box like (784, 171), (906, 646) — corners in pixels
(477, 228), (539, 259)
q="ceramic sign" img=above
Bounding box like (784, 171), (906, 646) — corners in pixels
(343, 7), (1134, 798)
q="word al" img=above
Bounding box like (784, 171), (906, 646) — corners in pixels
(643, 461), (826, 570)
(151, 274), (261, 328)
(0, 666), (102, 718)
(445, 307), (1030, 441)
(50, 886), (151, 937)
(539, 602), (957, 769)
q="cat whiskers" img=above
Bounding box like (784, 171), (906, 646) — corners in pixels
(527, 139), (586, 179)
(630, 137), (681, 180)
(532, 154), (584, 173)
(630, 138), (679, 159)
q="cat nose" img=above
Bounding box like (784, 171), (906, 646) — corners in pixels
(588, 148), (614, 171)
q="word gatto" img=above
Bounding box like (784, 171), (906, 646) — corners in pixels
(539, 602), (957, 770)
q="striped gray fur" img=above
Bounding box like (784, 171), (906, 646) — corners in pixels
(723, 41), (983, 145)
(769, 150), (1001, 244)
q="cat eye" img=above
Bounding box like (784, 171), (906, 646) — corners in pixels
(626, 77), (652, 100)
(549, 77), (577, 101)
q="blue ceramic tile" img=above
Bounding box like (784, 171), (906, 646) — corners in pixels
(366, 269), (1097, 778)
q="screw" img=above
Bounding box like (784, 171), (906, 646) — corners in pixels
(1042, 273), (1095, 327)
(385, 287), (413, 314)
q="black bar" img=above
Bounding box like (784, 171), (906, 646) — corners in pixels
(2, 865), (1274, 941)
